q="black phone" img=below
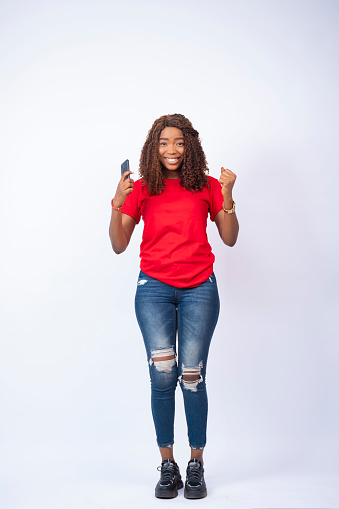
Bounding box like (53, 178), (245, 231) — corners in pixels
(121, 159), (130, 179)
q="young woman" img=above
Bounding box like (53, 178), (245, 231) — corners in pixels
(109, 114), (239, 499)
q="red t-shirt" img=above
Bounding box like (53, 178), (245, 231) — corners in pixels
(121, 175), (224, 288)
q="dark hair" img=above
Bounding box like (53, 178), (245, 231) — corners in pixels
(139, 113), (209, 195)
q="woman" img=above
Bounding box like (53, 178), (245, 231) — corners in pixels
(109, 114), (239, 499)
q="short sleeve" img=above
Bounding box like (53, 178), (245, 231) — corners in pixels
(121, 179), (142, 224)
(208, 176), (224, 221)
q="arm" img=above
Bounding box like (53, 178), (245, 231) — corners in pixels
(109, 211), (136, 254)
(109, 170), (137, 254)
(214, 167), (239, 247)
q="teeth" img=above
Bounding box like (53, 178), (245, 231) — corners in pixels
(166, 158), (178, 162)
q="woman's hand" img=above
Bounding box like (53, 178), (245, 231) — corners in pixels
(219, 167), (236, 203)
(112, 171), (135, 208)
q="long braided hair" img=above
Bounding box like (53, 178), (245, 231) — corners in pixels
(139, 114), (209, 195)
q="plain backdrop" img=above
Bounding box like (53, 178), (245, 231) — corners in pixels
(0, 0), (338, 508)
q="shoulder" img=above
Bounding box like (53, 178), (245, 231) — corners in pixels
(130, 178), (151, 202)
(131, 178), (144, 194)
(207, 175), (222, 191)
(134, 178), (143, 188)
(207, 175), (220, 185)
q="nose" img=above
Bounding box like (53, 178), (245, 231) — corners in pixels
(167, 143), (177, 154)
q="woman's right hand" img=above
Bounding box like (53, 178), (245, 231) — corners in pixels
(112, 171), (134, 208)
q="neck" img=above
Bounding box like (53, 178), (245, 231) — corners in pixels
(162, 170), (180, 179)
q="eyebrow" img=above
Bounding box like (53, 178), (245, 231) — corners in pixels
(159, 137), (184, 140)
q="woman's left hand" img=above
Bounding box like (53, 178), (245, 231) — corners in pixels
(219, 167), (236, 200)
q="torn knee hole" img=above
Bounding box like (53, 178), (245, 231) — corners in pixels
(179, 361), (203, 392)
(182, 374), (200, 382)
(149, 347), (176, 373)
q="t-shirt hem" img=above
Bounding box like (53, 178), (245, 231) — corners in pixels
(121, 210), (140, 224)
(139, 263), (213, 288)
(210, 206), (223, 222)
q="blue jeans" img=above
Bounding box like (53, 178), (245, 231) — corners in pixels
(134, 270), (220, 449)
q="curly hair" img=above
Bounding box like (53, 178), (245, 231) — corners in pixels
(139, 113), (209, 195)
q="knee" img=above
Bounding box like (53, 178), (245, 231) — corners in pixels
(179, 361), (204, 392)
(149, 346), (176, 373)
(149, 346), (178, 393)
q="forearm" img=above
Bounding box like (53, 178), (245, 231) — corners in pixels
(220, 196), (239, 247)
(109, 209), (129, 254)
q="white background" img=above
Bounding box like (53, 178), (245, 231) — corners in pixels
(1, 0), (338, 507)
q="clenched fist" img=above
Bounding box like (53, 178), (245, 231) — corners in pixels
(219, 167), (236, 201)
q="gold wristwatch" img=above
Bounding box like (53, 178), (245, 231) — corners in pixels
(222, 200), (236, 214)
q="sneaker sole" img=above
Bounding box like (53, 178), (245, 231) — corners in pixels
(184, 488), (207, 499)
(155, 480), (183, 499)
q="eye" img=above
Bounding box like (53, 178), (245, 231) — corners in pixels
(177, 142), (184, 146)
(160, 142), (167, 146)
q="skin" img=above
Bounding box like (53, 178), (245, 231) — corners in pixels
(109, 126), (239, 465)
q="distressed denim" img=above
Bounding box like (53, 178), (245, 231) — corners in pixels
(135, 270), (220, 449)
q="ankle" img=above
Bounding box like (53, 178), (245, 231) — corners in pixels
(159, 446), (174, 463)
(162, 457), (175, 464)
(190, 457), (203, 466)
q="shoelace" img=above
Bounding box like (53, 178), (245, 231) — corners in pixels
(157, 461), (176, 484)
(187, 462), (202, 485)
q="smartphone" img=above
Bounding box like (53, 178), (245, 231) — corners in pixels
(121, 159), (130, 179)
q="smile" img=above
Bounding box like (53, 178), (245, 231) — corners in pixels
(165, 158), (180, 163)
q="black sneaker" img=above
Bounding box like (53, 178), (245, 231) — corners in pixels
(155, 458), (183, 499)
(184, 458), (207, 499)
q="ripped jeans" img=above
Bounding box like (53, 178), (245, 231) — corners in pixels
(135, 270), (220, 449)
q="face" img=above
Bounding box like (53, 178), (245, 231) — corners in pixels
(158, 126), (184, 178)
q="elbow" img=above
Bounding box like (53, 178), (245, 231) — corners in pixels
(222, 225), (239, 247)
(227, 241), (236, 247)
(223, 232), (239, 247)
(113, 247), (125, 255)
(224, 239), (237, 247)
(109, 236), (127, 255)
(111, 242), (127, 255)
